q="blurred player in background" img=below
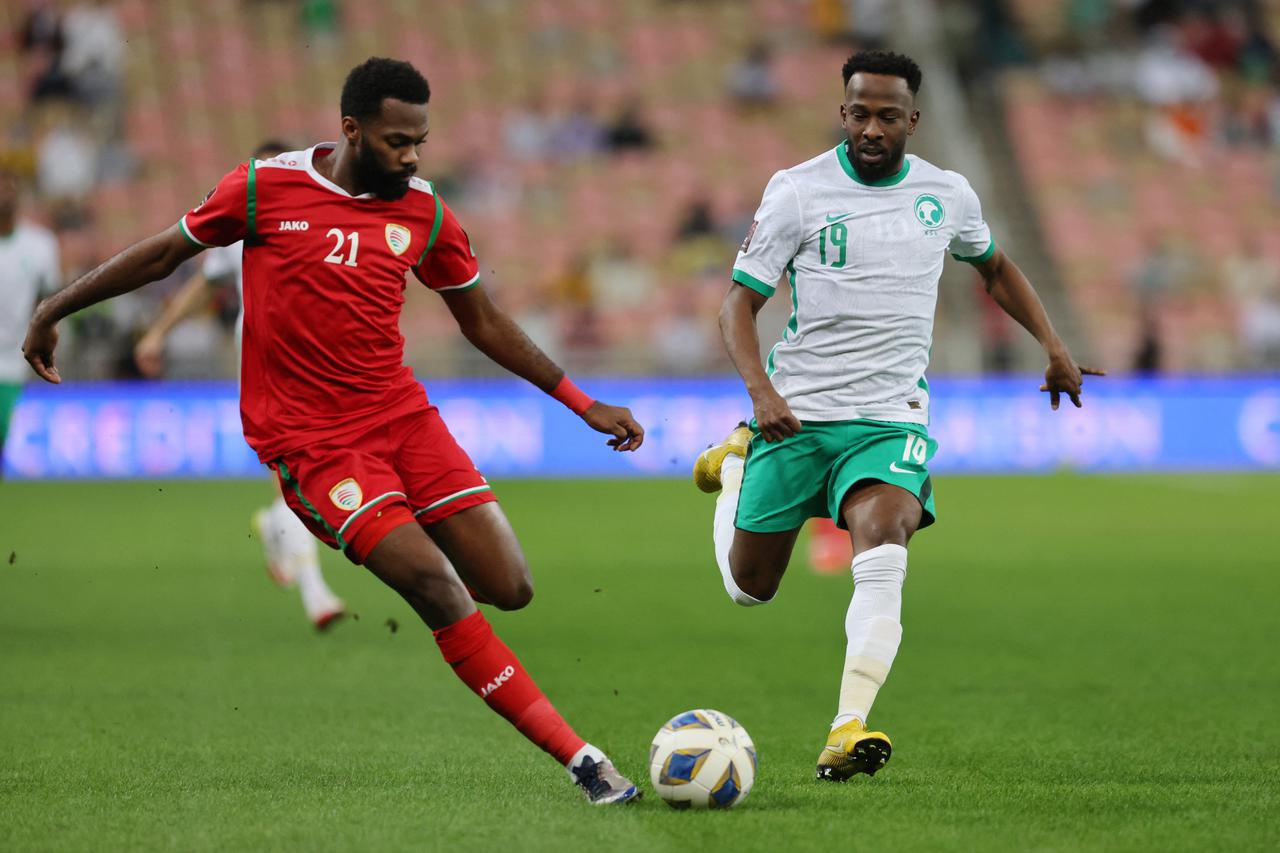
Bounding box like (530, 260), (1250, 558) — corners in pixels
(23, 57), (645, 804)
(0, 165), (60, 478)
(693, 51), (1102, 781)
(133, 140), (345, 631)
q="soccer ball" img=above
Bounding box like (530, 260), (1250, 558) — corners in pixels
(649, 708), (756, 809)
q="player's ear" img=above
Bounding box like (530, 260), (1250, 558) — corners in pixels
(907, 109), (920, 135)
(839, 102), (847, 127)
(341, 116), (360, 144)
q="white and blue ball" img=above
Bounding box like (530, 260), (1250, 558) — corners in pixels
(649, 709), (756, 809)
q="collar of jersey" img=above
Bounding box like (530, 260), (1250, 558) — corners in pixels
(836, 143), (910, 187)
(304, 143), (376, 199)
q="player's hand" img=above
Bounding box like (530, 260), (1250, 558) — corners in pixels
(752, 388), (801, 442)
(134, 332), (165, 379)
(582, 401), (645, 452)
(22, 317), (61, 384)
(1040, 350), (1105, 410)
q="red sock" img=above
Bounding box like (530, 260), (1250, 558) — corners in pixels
(433, 611), (585, 765)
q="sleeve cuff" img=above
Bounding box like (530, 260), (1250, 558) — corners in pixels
(433, 271), (481, 292)
(951, 240), (995, 265)
(178, 216), (216, 249)
(731, 268), (777, 297)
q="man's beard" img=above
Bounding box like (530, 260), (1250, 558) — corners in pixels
(354, 143), (413, 201)
(849, 138), (905, 183)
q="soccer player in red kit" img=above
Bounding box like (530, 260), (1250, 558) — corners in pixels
(23, 57), (644, 804)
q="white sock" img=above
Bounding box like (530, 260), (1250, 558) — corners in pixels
(565, 742), (608, 776)
(832, 543), (906, 729)
(712, 455), (762, 606)
(271, 497), (343, 619)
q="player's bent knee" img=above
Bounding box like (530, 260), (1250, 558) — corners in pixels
(858, 521), (913, 549)
(727, 564), (778, 606)
(488, 577), (534, 611)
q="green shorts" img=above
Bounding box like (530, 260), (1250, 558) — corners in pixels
(0, 382), (20, 451)
(736, 419), (937, 533)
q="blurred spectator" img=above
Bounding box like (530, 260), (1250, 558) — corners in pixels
(18, 0), (71, 103)
(1135, 25), (1218, 164)
(60, 1), (124, 111)
(676, 199), (716, 241)
(728, 42), (779, 109)
(669, 198), (730, 281)
(1224, 236), (1280, 368)
(505, 98), (554, 162)
(650, 285), (714, 374)
(811, 0), (891, 49)
(551, 255), (602, 356)
(588, 240), (653, 311)
(1129, 236), (1191, 372)
(36, 105), (98, 229)
(605, 101), (655, 153)
(552, 99), (605, 163)
(1182, 8), (1244, 70)
(844, 0), (893, 50)
(300, 0), (340, 39)
(0, 166), (61, 470)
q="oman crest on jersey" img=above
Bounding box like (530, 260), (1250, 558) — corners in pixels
(385, 223), (412, 256)
(328, 478), (364, 511)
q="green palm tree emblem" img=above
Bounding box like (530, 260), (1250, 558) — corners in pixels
(914, 194), (945, 229)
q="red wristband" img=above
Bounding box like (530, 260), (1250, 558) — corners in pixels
(551, 375), (594, 416)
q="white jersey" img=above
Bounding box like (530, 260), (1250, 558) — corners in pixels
(200, 240), (244, 339)
(0, 222), (61, 382)
(732, 146), (993, 425)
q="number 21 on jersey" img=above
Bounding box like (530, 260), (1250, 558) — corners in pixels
(324, 228), (359, 267)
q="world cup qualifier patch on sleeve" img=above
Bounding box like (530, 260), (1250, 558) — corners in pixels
(740, 220), (759, 252)
(194, 185), (216, 212)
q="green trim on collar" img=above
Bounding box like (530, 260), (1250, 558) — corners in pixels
(836, 143), (910, 187)
(417, 182), (444, 268)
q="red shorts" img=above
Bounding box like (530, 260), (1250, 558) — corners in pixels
(269, 402), (496, 564)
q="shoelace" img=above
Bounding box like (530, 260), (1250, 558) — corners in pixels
(570, 757), (612, 799)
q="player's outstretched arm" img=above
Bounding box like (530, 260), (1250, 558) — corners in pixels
(24, 224), (203, 384)
(719, 283), (800, 442)
(440, 285), (644, 451)
(972, 248), (1105, 410)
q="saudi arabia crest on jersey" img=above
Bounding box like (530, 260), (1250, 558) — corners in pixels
(385, 223), (412, 256)
(328, 478), (363, 511)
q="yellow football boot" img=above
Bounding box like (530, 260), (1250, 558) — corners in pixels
(816, 719), (892, 781)
(692, 423), (753, 493)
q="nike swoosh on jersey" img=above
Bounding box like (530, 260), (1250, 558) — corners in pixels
(825, 212), (857, 223)
(888, 462), (917, 474)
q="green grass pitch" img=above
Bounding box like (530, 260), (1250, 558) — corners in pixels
(2, 474), (1277, 852)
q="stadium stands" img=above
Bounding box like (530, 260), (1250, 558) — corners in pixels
(992, 0), (1280, 371)
(4, 0), (1276, 376)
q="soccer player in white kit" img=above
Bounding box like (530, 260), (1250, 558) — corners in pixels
(693, 51), (1102, 781)
(0, 167), (60, 476)
(134, 142), (345, 630)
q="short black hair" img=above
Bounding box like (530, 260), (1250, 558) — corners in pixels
(252, 139), (290, 159)
(841, 50), (922, 95)
(340, 57), (430, 121)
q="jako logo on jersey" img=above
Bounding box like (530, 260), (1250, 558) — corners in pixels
(913, 194), (945, 229)
(384, 223), (412, 256)
(328, 478), (363, 511)
(479, 665), (516, 697)
(278, 220), (310, 231)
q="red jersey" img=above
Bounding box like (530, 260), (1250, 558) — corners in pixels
(179, 143), (480, 462)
